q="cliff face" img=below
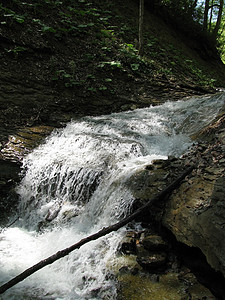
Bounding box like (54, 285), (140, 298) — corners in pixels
(162, 113), (225, 277)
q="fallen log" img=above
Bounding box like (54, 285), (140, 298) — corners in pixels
(0, 165), (195, 294)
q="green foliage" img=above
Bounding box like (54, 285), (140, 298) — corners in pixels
(218, 18), (225, 63)
(99, 85), (107, 91)
(6, 46), (27, 56)
(159, 0), (200, 19)
(184, 58), (217, 85)
(119, 43), (138, 59)
(78, 23), (94, 28)
(33, 18), (56, 33)
(100, 29), (114, 38)
(147, 38), (158, 48)
(86, 74), (96, 79)
(131, 63), (140, 71)
(97, 61), (122, 69)
(52, 69), (82, 87)
(87, 87), (97, 92)
(1, 6), (26, 24)
(1, 0), (222, 93)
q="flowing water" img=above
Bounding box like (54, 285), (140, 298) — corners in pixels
(0, 93), (225, 300)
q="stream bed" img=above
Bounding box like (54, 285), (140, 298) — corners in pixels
(0, 93), (225, 299)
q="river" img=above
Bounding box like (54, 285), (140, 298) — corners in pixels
(0, 92), (224, 299)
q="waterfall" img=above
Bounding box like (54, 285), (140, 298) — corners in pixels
(0, 93), (224, 300)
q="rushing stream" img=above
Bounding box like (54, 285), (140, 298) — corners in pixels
(0, 93), (225, 300)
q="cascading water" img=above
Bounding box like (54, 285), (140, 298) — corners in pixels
(0, 93), (225, 300)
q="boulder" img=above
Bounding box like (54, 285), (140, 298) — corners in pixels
(162, 114), (225, 276)
(136, 247), (167, 271)
(119, 231), (137, 255)
(129, 113), (225, 278)
(140, 234), (168, 251)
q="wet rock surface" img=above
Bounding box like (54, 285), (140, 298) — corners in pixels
(140, 234), (168, 252)
(0, 159), (21, 225)
(0, 125), (53, 162)
(162, 113), (225, 277)
(125, 111), (225, 297)
(120, 230), (169, 271)
(0, 125), (53, 224)
(117, 229), (216, 300)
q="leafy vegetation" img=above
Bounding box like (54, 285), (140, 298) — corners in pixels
(0, 0), (225, 129)
(147, 0), (224, 60)
(218, 17), (225, 62)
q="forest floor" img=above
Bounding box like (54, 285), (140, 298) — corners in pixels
(0, 0), (225, 145)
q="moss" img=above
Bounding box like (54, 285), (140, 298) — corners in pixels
(117, 273), (186, 300)
(117, 270), (215, 300)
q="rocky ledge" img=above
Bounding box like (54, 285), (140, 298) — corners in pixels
(163, 112), (225, 277)
(0, 124), (53, 224)
(113, 111), (224, 299)
(127, 111), (225, 288)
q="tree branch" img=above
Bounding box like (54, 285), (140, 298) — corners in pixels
(0, 165), (195, 294)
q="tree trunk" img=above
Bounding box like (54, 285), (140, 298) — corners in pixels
(203, 0), (210, 31)
(209, 0), (214, 31)
(138, 0), (144, 55)
(212, 0), (224, 39)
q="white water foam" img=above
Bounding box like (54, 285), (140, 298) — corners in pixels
(0, 92), (224, 299)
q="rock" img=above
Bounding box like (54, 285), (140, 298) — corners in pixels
(162, 174), (225, 277)
(0, 125), (54, 224)
(140, 234), (168, 251)
(136, 244), (167, 270)
(119, 231), (137, 255)
(125, 112), (225, 281)
(0, 159), (21, 190)
(178, 270), (217, 300)
(162, 113), (225, 277)
(0, 159), (21, 225)
(45, 204), (61, 222)
(126, 158), (181, 203)
(117, 267), (216, 300)
(0, 125), (53, 162)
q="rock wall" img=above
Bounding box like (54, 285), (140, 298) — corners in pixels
(0, 125), (53, 224)
(162, 113), (225, 276)
(128, 112), (225, 278)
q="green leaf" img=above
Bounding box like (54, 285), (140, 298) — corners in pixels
(99, 86), (107, 90)
(15, 17), (25, 23)
(88, 87), (97, 92)
(78, 24), (88, 28)
(63, 73), (71, 78)
(42, 26), (56, 33)
(131, 63), (139, 71)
